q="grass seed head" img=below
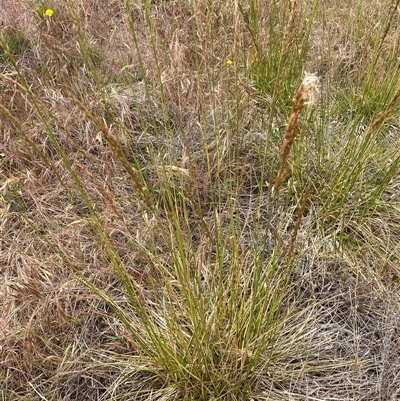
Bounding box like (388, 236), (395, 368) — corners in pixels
(274, 73), (319, 194)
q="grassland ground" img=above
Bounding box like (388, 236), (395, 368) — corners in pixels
(1, 0), (400, 400)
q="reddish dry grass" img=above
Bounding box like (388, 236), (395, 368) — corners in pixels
(1, 0), (400, 400)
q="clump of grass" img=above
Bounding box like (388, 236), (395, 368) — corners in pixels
(1, 0), (400, 400)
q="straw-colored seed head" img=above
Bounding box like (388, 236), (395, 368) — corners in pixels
(273, 72), (319, 194)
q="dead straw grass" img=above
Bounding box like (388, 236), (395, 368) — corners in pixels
(1, 0), (400, 400)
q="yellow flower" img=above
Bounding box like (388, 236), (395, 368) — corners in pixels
(45, 9), (54, 17)
(226, 59), (233, 65)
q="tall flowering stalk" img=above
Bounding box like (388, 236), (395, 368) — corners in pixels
(273, 73), (318, 195)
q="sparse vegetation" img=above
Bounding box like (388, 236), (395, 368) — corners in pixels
(1, 1), (400, 400)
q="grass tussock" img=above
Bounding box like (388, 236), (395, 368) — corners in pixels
(1, 0), (400, 400)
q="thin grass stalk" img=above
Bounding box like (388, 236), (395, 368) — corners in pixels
(363, 0), (400, 87)
(286, 181), (311, 260)
(267, 0), (300, 131)
(1, 33), (192, 373)
(68, 92), (155, 210)
(318, 82), (400, 224)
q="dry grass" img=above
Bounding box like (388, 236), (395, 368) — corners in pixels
(273, 73), (318, 195)
(1, 0), (400, 400)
